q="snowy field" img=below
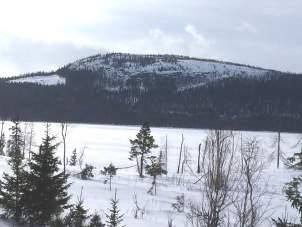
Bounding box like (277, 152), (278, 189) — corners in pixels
(0, 122), (301, 226)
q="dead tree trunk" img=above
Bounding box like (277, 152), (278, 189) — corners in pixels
(197, 143), (201, 173)
(61, 123), (68, 176)
(177, 134), (184, 174)
(277, 131), (281, 169)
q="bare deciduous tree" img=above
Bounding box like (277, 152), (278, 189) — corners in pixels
(78, 146), (86, 170)
(26, 122), (35, 161)
(233, 137), (269, 227)
(271, 132), (284, 169)
(132, 193), (147, 219)
(187, 130), (235, 227)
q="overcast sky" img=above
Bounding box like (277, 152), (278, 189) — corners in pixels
(0, 0), (301, 77)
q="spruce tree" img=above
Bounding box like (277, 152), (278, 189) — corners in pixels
(70, 149), (77, 166)
(0, 120), (26, 223)
(6, 121), (24, 158)
(129, 122), (158, 178)
(22, 124), (71, 226)
(89, 212), (105, 227)
(105, 191), (125, 227)
(80, 164), (95, 180)
(65, 196), (89, 227)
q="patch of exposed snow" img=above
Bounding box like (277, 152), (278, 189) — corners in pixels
(8, 74), (66, 86)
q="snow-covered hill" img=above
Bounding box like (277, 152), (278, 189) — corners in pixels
(4, 53), (276, 91)
(67, 53), (270, 78)
(58, 53), (275, 92)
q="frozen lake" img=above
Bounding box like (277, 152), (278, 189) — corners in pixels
(0, 122), (301, 226)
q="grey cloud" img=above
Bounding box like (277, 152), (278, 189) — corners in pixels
(0, 0), (301, 75)
(0, 37), (103, 77)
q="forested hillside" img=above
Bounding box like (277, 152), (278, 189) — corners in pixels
(1, 53), (301, 132)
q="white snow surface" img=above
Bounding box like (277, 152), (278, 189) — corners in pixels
(8, 74), (66, 86)
(0, 122), (300, 226)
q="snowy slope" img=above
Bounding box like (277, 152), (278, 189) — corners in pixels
(8, 74), (66, 86)
(0, 122), (300, 226)
(64, 53), (272, 92)
(67, 53), (270, 79)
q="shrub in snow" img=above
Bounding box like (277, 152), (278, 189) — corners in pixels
(80, 164), (95, 180)
(89, 212), (105, 227)
(172, 194), (185, 213)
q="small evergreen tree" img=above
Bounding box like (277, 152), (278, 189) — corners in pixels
(22, 124), (71, 226)
(129, 122), (158, 178)
(145, 156), (167, 195)
(70, 149), (77, 166)
(89, 212), (105, 227)
(65, 194), (90, 227)
(0, 120), (26, 223)
(105, 190), (125, 227)
(80, 164), (95, 180)
(101, 163), (117, 191)
(6, 121), (24, 158)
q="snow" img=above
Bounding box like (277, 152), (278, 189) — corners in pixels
(8, 74), (66, 86)
(0, 122), (300, 226)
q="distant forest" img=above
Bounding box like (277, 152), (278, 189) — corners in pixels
(0, 68), (302, 132)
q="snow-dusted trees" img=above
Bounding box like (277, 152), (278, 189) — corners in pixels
(129, 122), (158, 178)
(22, 124), (71, 226)
(187, 130), (235, 227)
(0, 120), (26, 223)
